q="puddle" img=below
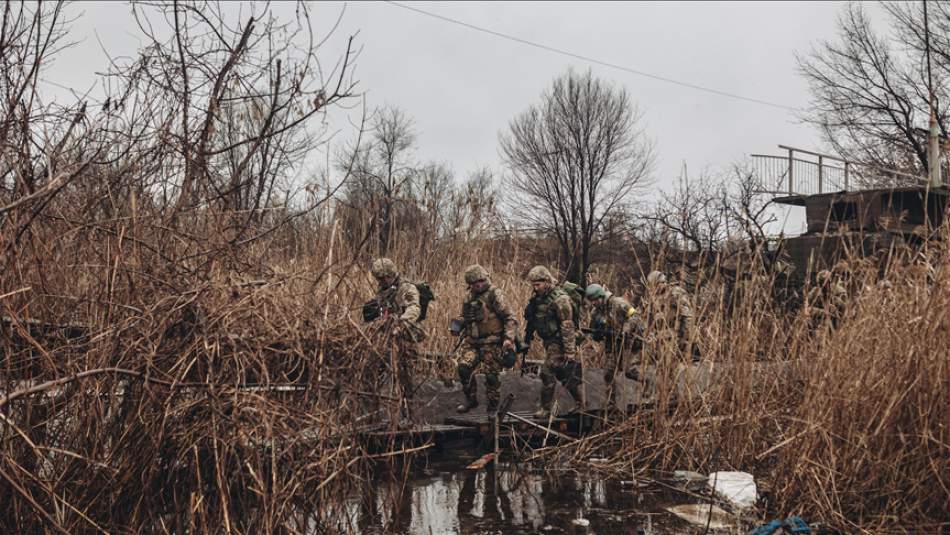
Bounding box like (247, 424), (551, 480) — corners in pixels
(313, 453), (736, 534)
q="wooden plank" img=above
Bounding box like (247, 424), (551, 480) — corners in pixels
(465, 453), (495, 470)
(505, 411), (574, 442)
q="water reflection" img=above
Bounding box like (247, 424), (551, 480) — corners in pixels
(332, 459), (678, 535)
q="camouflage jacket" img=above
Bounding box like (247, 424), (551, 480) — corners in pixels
(375, 278), (421, 323)
(459, 284), (517, 346)
(524, 287), (576, 356)
(591, 293), (643, 350)
(648, 284), (695, 340)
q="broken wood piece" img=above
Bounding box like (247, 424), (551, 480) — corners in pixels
(466, 452), (495, 470)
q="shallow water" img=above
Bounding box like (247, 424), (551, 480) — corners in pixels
(323, 455), (720, 534)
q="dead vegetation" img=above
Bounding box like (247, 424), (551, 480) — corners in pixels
(0, 2), (947, 534)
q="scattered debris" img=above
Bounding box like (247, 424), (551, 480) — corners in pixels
(665, 504), (735, 529)
(673, 470), (708, 490)
(751, 516), (812, 535)
(707, 471), (757, 510)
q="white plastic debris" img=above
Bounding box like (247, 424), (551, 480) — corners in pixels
(571, 517), (590, 527)
(707, 471), (757, 509)
(666, 504), (734, 529)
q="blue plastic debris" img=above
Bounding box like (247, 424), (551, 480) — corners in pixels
(750, 516), (811, 535)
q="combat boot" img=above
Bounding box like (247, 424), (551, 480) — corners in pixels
(456, 398), (478, 414)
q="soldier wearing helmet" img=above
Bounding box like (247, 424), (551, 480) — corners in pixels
(584, 283), (644, 412)
(523, 265), (581, 419)
(453, 264), (518, 415)
(632, 270), (697, 380)
(367, 258), (426, 426)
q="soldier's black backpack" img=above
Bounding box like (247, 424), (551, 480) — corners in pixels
(414, 281), (434, 321)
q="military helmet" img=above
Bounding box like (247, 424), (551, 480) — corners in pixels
(527, 265), (554, 283)
(464, 264), (490, 284)
(370, 258), (398, 279)
(645, 270), (667, 286)
(584, 283), (606, 301)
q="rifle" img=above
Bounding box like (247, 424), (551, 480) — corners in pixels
(519, 329), (533, 376)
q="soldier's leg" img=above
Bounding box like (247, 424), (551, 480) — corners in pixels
(602, 350), (619, 411)
(398, 344), (417, 420)
(456, 347), (480, 413)
(561, 359), (583, 406)
(483, 348), (503, 414)
(535, 347), (558, 418)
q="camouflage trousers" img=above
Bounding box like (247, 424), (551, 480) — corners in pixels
(457, 344), (504, 412)
(539, 340), (582, 411)
(382, 339), (418, 422)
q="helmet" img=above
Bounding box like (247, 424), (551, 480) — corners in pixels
(527, 265), (554, 283)
(464, 264), (490, 284)
(584, 283), (606, 301)
(370, 258), (398, 279)
(645, 271), (667, 286)
(816, 269), (832, 284)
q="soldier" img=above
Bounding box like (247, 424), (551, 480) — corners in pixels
(523, 265), (582, 419)
(368, 258), (425, 425)
(807, 269), (847, 328)
(454, 264), (518, 415)
(629, 270), (697, 380)
(583, 283), (643, 410)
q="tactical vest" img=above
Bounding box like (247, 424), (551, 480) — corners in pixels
(528, 287), (566, 341)
(465, 288), (504, 341)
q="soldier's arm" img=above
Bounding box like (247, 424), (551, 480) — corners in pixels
(555, 294), (577, 356)
(619, 301), (640, 339)
(490, 288), (518, 342)
(399, 283), (422, 322)
(673, 289), (695, 338)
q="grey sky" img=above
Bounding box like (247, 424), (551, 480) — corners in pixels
(50, 1), (871, 232)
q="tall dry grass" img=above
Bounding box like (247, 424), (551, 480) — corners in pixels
(532, 236), (949, 534)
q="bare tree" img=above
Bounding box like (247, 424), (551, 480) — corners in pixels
(644, 166), (779, 266)
(337, 105), (418, 254)
(445, 166), (500, 242)
(501, 68), (654, 283)
(798, 2), (950, 181)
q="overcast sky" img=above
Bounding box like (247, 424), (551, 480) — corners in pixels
(50, 1), (880, 232)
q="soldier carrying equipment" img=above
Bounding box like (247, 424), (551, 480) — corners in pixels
(584, 283), (644, 413)
(453, 264), (518, 416)
(523, 265), (582, 419)
(365, 258), (428, 428)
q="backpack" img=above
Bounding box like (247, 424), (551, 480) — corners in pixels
(414, 281), (435, 322)
(559, 281), (584, 328)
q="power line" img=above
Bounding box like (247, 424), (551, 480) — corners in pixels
(385, 1), (802, 113)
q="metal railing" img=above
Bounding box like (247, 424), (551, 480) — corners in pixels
(752, 145), (927, 196)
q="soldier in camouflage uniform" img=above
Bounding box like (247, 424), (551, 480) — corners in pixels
(807, 269), (847, 328)
(368, 258), (425, 424)
(454, 264), (518, 415)
(523, 265), (581, 419)
(629, 270), (697, 380)
(584, 283), (643, 410)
